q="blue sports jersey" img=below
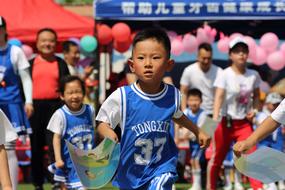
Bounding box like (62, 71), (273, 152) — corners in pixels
(185, 108), (205, 161)
(0, 44), (22, 104)
(113, 83), (179, 189)
(55, 104), (95, 189)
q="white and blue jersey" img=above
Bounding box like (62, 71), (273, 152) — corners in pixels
(184, 108), (206, 161)
(96, 82), (183, 189)
(0, 44), (31, 135)
(47, 104), (95, 189)
(255, 110), (284, 151)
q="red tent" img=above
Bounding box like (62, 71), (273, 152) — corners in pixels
(0, 0), (94, 43)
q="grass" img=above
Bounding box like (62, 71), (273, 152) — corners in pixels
(18, 183), (192, 190)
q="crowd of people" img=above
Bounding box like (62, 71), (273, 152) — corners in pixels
(1, 14), (285, 190)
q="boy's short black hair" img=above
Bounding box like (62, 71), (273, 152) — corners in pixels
(62, 40), (78, 53)
(132, 28), (171, 58)
(36, 28), (57, 41)
(59, 75), (85, 96)
(187, 88), (202, 100)
(198, 43), (212, 52)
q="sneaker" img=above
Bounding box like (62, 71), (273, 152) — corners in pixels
(234, 183), (244, 190)
(172, 184), (176, 190)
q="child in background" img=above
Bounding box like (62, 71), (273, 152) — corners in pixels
(222, 145), (244, 190)
(47, 75), (96, 190)
(254, 92), (285, 190)
(182, 88), (207, 190)
(96, 28), (211, 190)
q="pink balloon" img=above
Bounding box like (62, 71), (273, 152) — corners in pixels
(182, 34), (198, 53)
(267, 51), (285, 71)
(217, 37), (230, 53)
(210, 28), (217, 38)
(243, 36), (256, 61)
(252, 46), (267, 65)
(171, 39), (184, 56)
(196, 28), (209, 44)
(204, 25), (211, 35)
(229, 33), (243, 41)
(111, 22), (131, 42)
(260, 32), (279, 54)
(167, 31), (177, 41)
(279, 43), (285, 55)
(21, 44), (33, 60)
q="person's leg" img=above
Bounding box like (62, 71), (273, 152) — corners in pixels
(207, 118), (233, 190)
(30, 100), (45, 189)
(5, 143), (18, 190)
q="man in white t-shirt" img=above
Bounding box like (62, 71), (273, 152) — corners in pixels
(180, 43), (222, 115)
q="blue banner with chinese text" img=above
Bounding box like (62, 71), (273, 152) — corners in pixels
(94, 0), (285, 20)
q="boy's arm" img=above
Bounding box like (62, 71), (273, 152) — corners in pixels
(53, 133), (64, 168)
(173, 114), (211, 148)
(0, 145), (12, 190)
(97, 122), (118, 142)
(233, 116), (279, 156)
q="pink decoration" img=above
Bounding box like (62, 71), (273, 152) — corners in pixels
(196, 28), (209, 44)
(229, 33), (243, 41)
(279, 43), (285, 55)
(111, 22), (131, 42)
(260, 32), (279, 54)
(204, 25), (212, 35)
(182, 34), (198, 53)
(97, 24), (113, 45)
(171, 38), (184, 56)
(252, 46), (267, 65)
(217, 37), (230, 53)
(267, 51), (285, 71)
(210, 29), (217, 38)
(167, 31), (177, 41)
(21, 44), (33, 60)
(243, 36), (256, 60)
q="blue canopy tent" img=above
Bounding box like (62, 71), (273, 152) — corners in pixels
(93, 0), (285, 102)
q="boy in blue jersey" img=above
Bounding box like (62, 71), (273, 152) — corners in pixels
(47, 75), (96, 190)
(183, 88), (207, 190)
(96, 28), (211, 190)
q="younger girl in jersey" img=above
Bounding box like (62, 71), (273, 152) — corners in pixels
(47, 75), (96, 190)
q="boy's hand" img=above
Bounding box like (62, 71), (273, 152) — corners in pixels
(55, 160), (65, 168)
(233, 140), (252, 157)
(198, 130), (211, 149)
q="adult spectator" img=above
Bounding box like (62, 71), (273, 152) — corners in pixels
(62, 40), (94, 79)
(0, 16), (33, 190)
(29, 28), (69, 190)
(207, 37), (263, 190)
(180, 43), (222, 116)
